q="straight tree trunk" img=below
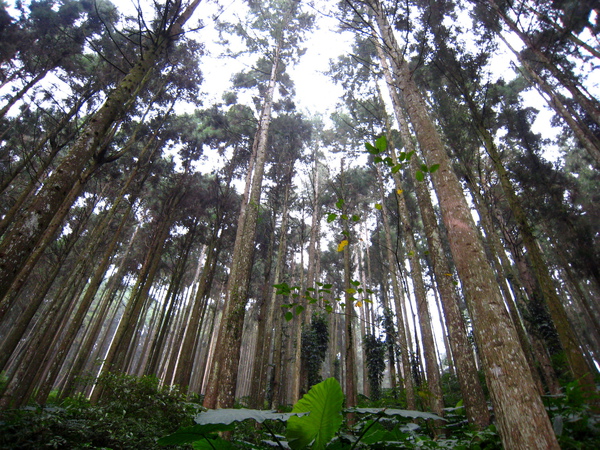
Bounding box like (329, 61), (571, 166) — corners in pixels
(368, 1), (560, 447)
(0, 0), (202, 304)
(375, 165), (416, 409)
(203, 39), (282, 409)
(376, 47), (489, 425)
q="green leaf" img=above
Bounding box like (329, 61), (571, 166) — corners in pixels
(391, 164), (402, 174)
(346, 407), (445, 421)
(415, 170), (424, 182)
(351, 214), (360, 222)
(196, 409), (308, 426)
(158, 424), (234, 445)
(193, 438), (234, 449)
(323, 284), (333, 289)
(335, 198), (344, 209)
(375, 135), (387, 152)
(365, 142), (378, 154)
(341, 214), (348, 220)
(351, 280), (361, 286)
(406, 150), (415, 160)
(295, 305), (305, 315)
(420, 163), (428, 172)
(285, 311), (293, 322)
(287, 378), (344, 450)
(384, 157), (394, 167)
(373, 156), (383, 164)
(399, 152), (407, 162)
(429, 163), (440, 173)
(327, 213), (337, 223)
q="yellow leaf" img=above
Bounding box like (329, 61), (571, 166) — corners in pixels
(397, 189), (403, 195)
(375, 203), (382, 210)
(356, 300), (363, 308)
(346, 288), (357, 295)
(444, 273), (452, 276)
(337, 239), (349, 252)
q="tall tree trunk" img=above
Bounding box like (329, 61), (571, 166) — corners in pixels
(249, 180), (292, 408)
(0, 0), (202, 304)
(375, 165), (416, 409)
(368, 1), (559, 447)
(376, 46), (489, 425)
(203, 39), (282, 409)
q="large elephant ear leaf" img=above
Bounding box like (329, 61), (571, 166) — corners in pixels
(286, 377), (344, 450)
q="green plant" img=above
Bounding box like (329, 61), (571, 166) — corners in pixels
(363, 334), (386, 401)
(543, 379), (600, 449)
(160, 377), (444, 449)
(0, 373), (196, 449)
(302, 313), (330, 388)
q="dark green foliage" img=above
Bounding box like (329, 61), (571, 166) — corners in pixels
(301, 313), (329, 388)
(543, 380), (600, 449)
(363, 334), (386, 401)
(0, 373), (196, 449)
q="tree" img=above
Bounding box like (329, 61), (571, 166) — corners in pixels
(360, 0), (560, 447)
(0, 0), (202, 315)
(203, 0), (314, 409)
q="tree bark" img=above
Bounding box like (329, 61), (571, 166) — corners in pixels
(368, 1), (560, 447)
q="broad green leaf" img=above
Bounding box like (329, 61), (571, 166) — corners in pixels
(323, 284), (333, 289)
(351, 280), (360, 286)
(335, 198), (344, 209)
(375, 135), (387, 152)
(341, 230), (349, 237)
(193, 438), (234, 449)
(391, 164), (402, 174)
(346, 407), (445, 421)
(295, 305), (305, 315)
(158, 423), (234, 445)
(337, 240), (348, 252)
(406, 150), (415, 160)
(351, 214), (360, 222)
(287, 378), (344, 450)
(420, 163), (429, 172)
(326, 213), (337, 223)
(375, 203), (383, 210)
(365, 142), (379, 154)
(429, 163), (440, 173)
(384, 156), (394, 167)
(195, 409), (308, 426)
(341, 214), (348, 220)
(373, 156), (383, 163)
(285, 311), (293, 322)
(399, 152), (406, 162)
(345, 288), (356, 295)
(415, 170), (424, 182)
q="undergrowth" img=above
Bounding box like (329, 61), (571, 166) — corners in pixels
(0, 373), (598, 449)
